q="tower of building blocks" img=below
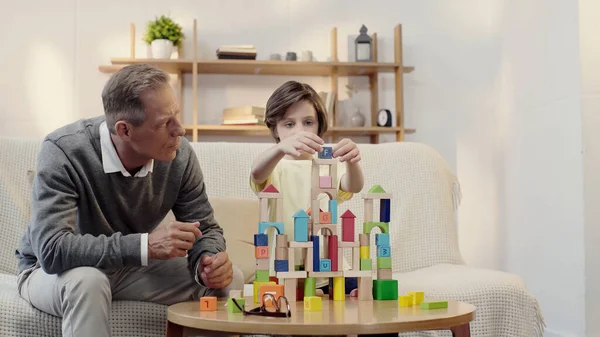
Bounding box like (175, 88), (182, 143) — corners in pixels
(250, 146), (399, 307)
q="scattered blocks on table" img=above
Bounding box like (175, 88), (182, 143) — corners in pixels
(408, 291), (425, 305)
(200, 296), (217, 311)
(398, 295), (413, 307)
(304, 296), (323, 311)
(304, 277), (317, 297)
(420, 301), (448, 310)
(319, 212), (332, 224)
(319, 259), (331, 272)
(333, 276), (345, 301)
(253, 281), (275, 303)
(227, 298), (245, 313)
(319, 176), (332, 188)
(259, 284), (285, 308)
(377, 245), (391, 257)
(243, 284), (253, 297)
(318, 146), (333, 159)
(380, 199), (391, 222)
(275, 260), (289, 272)
(255, 246), (269, 258)
(377, 257), (392, 269)
(255, 270), (270, 282)
(375, 233), (390, 246)
(254, 233), (268, 246)
(258, 221), (284, 235)
(373, 279), (398, 300)
(360, 258), (372, 271)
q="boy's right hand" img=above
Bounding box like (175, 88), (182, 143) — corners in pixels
(277, 131), (324, 157)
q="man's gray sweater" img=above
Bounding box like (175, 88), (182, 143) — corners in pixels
(15, 116), (225, 278)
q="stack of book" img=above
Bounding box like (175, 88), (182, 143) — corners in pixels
(222, 106), (265, 125)
(216, 45), (257, 60)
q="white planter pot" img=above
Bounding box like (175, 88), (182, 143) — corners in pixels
(151, 39), (173, 59)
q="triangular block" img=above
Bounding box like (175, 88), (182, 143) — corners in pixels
(368, 184), (387, 193)
(262, 184), (279, 193)
(341, 210), (356, 218)
(293, 209), (309, 218)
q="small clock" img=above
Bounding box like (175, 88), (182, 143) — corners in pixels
(377, 109), (392, 127)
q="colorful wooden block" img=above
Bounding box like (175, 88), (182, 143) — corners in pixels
(377, 268), (392, 280)
(329, 199), (338, 224)
(269, 276), (279, 284)
(360, 246), (370, 259)
(200, 296), (217, 311)
(333, 276), (345, 301)
(377, 257), (392, 269)
(259, 221), (284, 235)
(293, 209), (309, 242)
(420, 301), (448, 310)
(276, 234), (288, 247)
(380, 199), (391, 222)
(227, 298), (245, 313)
(311, 236), (320, 271)
(373, 279), (398, 300)
(319, 212), (332, 224)
(304, 296), (323, 311)
(253, 281), (275, 303)
(318, 146), (333, 159)
(398, 295), (413, 307)
(376, 233), (390, 246)
(229, 290), (242, 298)
(319, 176), (332, 188)
(255, 246), (269, 258)
(341, 210), (356, 242)
(275, 260), (289, 272)
(368, 184), (387, 193)
(359, 233), (369, 245)
(297, 278), (305, 301)
(377, 245), (391, 257)
(254, 233), (268, 246)
(408, 291), (425, 305)
(304, 277), (316, 297)
(263, 184), (280, 193)
(320, 259), (331, 272)
(259, 284), (285, 308)
(255, 270), (270, 282)
(275, 247), (288, 260)
(328, 235), (338, 271)
(255, 258), (270, 270)
(364, 221), (389, 234)
(360, 258), (372, 271)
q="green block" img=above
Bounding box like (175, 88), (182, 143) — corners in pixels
(373, 279), (398, 300)
(368, 184), (387, 193)
(377, 257), (392, 269)
(420, 301), (448, 310)
(304, 277), (316, 297)
(255, 270), (270, 282)
(227, 298), (245, 313)
(363, 222), (389, 234)
(360, 258), (372, 271)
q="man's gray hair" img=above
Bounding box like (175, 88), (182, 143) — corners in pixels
(101, 64), (170, 134)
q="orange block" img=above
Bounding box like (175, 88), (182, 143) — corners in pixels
(320, 212), (332, 224)
(259, 284), (284, 308)
(200, 296), (217, 311)
(255, 246), (269, 258)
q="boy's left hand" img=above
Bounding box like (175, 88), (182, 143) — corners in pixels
(332, 138), (361, 163)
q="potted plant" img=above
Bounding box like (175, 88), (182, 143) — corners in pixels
(143, 15), (184, 59)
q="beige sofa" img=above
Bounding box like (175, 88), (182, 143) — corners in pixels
(0, 137), (544, 336)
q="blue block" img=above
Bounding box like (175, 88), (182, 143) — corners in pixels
(319, 146), (333, 159)
(375, 233), (390, 246)
(254, 234), (268, 246)
(259, 221), (284, 235)
(329, 200), (338, 224)
(377, 245), (391, 257)
(311, 235), (320, 271)
(320, 259), (331, 271)
(294, 218), (309, 242)
(275, 260), (289, 272)
(380, 199), (391, 222)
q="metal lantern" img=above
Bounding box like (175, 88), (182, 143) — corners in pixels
(355, 25), (373, 62)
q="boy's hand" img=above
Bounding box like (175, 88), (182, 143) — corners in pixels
(277, 131), (324, 157)
(333, 138), (361, 163)
(199, 252), (233, 289)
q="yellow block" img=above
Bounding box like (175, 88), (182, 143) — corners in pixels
(304, 296), (323, 311)
(333, 276), (345, 301)
(360, 246), (370, 259)
(398, 295), (413, 307)
(253, 281), (275, 303)
(408, 291), (425, 305)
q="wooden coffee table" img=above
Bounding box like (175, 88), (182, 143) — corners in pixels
(166, 296), (475, 336)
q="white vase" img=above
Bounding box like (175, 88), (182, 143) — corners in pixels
(151, 39), (173, 59)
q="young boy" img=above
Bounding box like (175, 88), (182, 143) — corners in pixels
(250, 80), (364, 296)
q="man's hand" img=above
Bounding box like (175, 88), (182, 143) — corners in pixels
(198, 252), (233, 289)
(148, 221), (202, 260)
(332, 138), (361, 163)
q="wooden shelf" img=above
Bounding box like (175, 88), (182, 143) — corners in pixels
(100, 59), (413, 76)
(185, 125), (415, 137)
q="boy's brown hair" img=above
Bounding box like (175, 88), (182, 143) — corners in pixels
(264, 80), (328, 142)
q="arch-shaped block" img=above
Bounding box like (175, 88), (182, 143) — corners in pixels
(259, 221), (284, 235)
(363, 221), (389, 234)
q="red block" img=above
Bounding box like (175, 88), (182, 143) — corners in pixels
(341, 210), (356, 242)
(328, 235), (339, 271)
